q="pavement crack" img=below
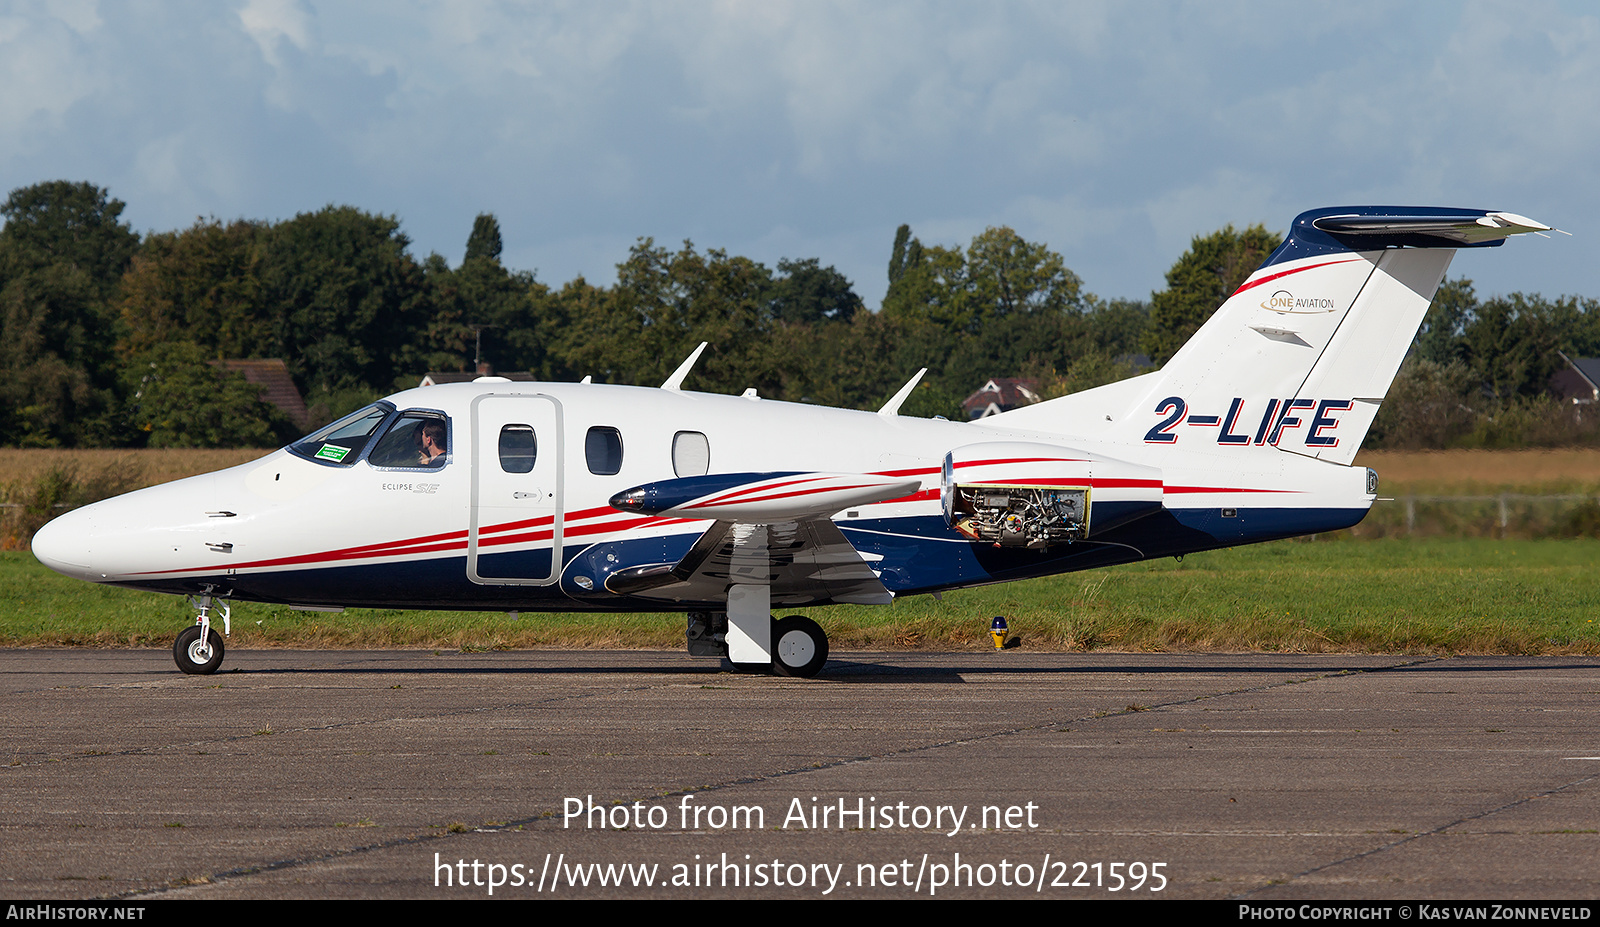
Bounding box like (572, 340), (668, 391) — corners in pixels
(1234, 766), (1600, 899)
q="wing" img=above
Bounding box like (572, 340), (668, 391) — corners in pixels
(604, 471), (921, 606)
(605, 516), (892, 606)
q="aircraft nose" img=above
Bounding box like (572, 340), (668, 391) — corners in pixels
(31, 507), (95, 581)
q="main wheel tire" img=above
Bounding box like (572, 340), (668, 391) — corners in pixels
(772, 615), (828, 678)
(174, 625), (225, 675)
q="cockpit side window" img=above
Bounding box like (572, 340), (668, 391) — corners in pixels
(367, 411), (451, 469)
(289, 403), (394, 466)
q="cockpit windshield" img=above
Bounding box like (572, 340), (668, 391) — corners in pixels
(289, 402), (394, 466)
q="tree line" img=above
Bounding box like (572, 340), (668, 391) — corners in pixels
(1, 179), (1596, 450)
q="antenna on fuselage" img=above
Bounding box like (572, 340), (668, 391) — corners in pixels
(878, 368), (928, 417)
(661, 342), (709, 391)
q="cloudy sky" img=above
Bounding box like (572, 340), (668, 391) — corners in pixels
(2, 0), (1595, 308)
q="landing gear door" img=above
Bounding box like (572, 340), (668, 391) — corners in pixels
(469, 394), (564, 585)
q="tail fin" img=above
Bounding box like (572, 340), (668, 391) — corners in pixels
(993, 206), (1552, 465)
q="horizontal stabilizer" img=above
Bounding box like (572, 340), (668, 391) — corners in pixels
(987, 205), (1552, 463)
(610, 471), (922, 523)
(1312, 210), (1553, 245)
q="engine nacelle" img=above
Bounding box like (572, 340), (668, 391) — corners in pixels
(941, 442), (1163, 548)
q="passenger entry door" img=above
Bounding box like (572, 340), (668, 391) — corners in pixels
(469, 393), (564, 584)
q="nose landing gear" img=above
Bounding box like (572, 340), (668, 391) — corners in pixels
(175, 591), (230, 675)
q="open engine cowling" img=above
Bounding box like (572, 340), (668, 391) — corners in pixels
(941, 442), (1164, 548)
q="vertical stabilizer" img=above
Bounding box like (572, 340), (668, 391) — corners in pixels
(992, 206), (1551, 465)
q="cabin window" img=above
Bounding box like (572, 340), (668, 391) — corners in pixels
(585, 426), (623, 475)
(290, 402), (394, 466)
(367, 412), (450, 469)
(672, 431), (710, 477)
(498, 425), (537, 473)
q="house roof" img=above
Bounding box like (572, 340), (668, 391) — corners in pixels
(960, 377), (1042, 418)
(209, 359), (308, 429)
(1552, 353), (1600, 403)
(1567, 355), (1600, 390)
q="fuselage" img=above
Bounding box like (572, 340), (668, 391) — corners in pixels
(31, 378), (1375, 613)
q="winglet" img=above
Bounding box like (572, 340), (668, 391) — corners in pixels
(877, 368), (927, 416)
(661, 342), (709, 391)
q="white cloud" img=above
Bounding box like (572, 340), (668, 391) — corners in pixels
(0, 0), (1594, 303)
(0, 5), (106, 150)
(237, 0), (311, 67)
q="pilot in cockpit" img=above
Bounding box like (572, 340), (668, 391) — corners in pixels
(415, 420), (447, 466)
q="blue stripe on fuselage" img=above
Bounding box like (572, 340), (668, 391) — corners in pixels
(108, 505), (1368, 608)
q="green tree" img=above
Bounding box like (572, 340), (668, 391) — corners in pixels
(464, 213), (503, 263)
(774, 310), (955, 412)
(1414, 277), (1477, 365)
(1086, 298), (1151, 359)
(1458, 293), (1581, 400)
(122, 342), (295, 447)
(769, 257), (862, 325)
(427, 249), (560, 382)
(256, 205), (431, 397)
(1143, 224), (1280, 364)
(882, 225), (1086, 333)
(0, 181), (140, 445)
(0, 181), (139, 292)
(1363, 358), (1479, 449)
(887, 223), (912, 288)
(965, 226), (1084, 319)
(115, 219), (269, 359)
(0, 266), (107, 445)
(874, 223), (1096, 415)
(557, 240), (780, 393)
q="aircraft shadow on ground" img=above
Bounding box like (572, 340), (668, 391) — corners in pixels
(190, 653), (1598, 682)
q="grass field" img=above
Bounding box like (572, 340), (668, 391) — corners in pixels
(5, 447), (1600, 495)
(0, 447), (268, 488)
(5, 448), (1598, 655)
(1355, 448), (1600, 494)
(5, 538), (1597, 655)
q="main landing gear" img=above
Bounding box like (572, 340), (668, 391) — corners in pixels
(175, 591), (230, 675)
(687, 611), (830, 678)
(772, 615), (828, 678)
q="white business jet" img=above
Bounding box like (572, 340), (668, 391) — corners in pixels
(31, 206), (1552, 677)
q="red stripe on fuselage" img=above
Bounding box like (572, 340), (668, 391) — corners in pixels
(132, 505), (687, 576)
(873, 466), (939, 478)
(1164, 484), (1300, 494)
(684, 481), (881, 511)
(697, 475), (827, 506)
(952, 456), (1088, 470)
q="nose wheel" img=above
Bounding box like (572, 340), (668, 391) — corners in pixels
(174, 625), (225, 675)
(175, 591), (230, 675)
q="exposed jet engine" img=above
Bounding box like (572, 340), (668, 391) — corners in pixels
(941, 442), (1164, 548)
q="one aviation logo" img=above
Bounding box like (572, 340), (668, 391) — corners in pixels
(1261, 290), (1337, 314)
